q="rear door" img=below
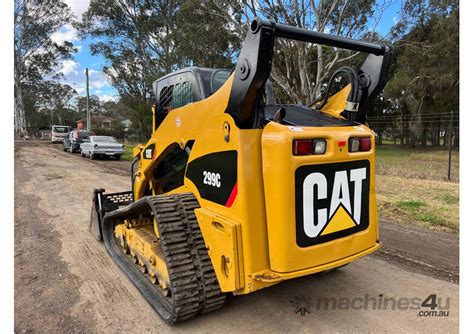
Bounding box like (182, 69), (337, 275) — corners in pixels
(261, 122), (378, 273)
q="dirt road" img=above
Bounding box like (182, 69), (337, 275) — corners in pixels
(14, 141), (459, 333)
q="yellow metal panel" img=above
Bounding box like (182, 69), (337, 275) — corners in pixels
(261, 121), (378, 273)
(251, 242), (380, 283)
(133, 73), (235, 199)
(321, 84), (351, 118)
(194, 208), (244, 292)
(183, 114), (271, 294)
(133, 144), (144, 159)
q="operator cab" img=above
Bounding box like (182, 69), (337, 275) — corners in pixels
(152, 67), (231, 130)
(152, 67), (277, 130)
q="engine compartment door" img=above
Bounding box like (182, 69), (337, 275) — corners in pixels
(261, 121), (379, 273)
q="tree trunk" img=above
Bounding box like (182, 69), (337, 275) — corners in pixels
(376, 130), (383, 145)
(421, 126), (427, 147)
(437, 122), (441, 146)
(400, 111), (406, 147)
(432, 122), (439, 147)
(14, 64), (26, 138)
(57, 110), (63, 124)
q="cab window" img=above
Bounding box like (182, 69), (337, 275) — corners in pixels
(154, 71), (201, 130)
(158, 84), (174, 114)
(211, 70), (231, 93)
(155, 85), (174, 128)
(171, 81), (193, 109)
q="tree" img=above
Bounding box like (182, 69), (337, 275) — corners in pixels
(384, 0), (459, 147)
(79, 0), (171, 140)
(102, 100), (119, 117)
(14, 0), (76, 136)
(37, 82), (77, 125)
(208, 0), (395, 104)
(76, 95), (102, 118)
(174, 0), (240, 68)
(79, 0), (239, 140)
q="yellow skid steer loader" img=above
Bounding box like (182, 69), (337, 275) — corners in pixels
(90, 17), (392, 323)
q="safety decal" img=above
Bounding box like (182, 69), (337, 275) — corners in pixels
(143, 144), (155, 160)
(295, 160), (370, 247)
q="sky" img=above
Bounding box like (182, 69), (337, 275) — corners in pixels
(55, 0), (118, 102)
(56, 0), (403, 103)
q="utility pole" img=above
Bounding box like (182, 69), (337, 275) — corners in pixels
(86, 68), (91, 131)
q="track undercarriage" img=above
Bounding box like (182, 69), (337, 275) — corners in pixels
(91, 191), (226, 324)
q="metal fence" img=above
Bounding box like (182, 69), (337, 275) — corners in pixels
(369, 112), (459, 182)
(374, 144), (459, 182)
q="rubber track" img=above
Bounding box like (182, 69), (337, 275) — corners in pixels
(101, 193), (226, 324)
(176, 194), (227, 314)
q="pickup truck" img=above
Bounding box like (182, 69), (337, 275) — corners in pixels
(51, 125), (69, 143)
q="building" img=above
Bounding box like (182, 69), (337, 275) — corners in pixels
(76, 115), (118, 130)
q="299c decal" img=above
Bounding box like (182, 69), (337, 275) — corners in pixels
(295, 160), (370, 247)
(203, 171), (221, 188)
(185, 150), (237, 206)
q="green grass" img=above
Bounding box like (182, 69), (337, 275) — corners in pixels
(415, 212), (444, 225)
(396, 199), (426, 210)
(374, 145), (459, 232)
(437, 194), (459, 205)
(377, 175), (459, 232)
(120, 145), (134, 161)
(390, 198), (455, 230)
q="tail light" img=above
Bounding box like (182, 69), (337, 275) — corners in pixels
(349, 137), (372, 152)
(293, 139), (326, 155)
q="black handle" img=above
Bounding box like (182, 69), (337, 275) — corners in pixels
(254, 17), (386, 56)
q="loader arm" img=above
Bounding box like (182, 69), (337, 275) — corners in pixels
(226, 17), (393, 127)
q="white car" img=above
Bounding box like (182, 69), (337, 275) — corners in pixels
(80, 136), (125, 160)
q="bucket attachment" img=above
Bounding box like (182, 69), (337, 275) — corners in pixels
(89, 188), (134, 241)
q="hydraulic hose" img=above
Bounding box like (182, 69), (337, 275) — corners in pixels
(319, 66), (360, 116)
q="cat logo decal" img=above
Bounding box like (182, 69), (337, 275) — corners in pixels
(295, 160), (370, 247)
